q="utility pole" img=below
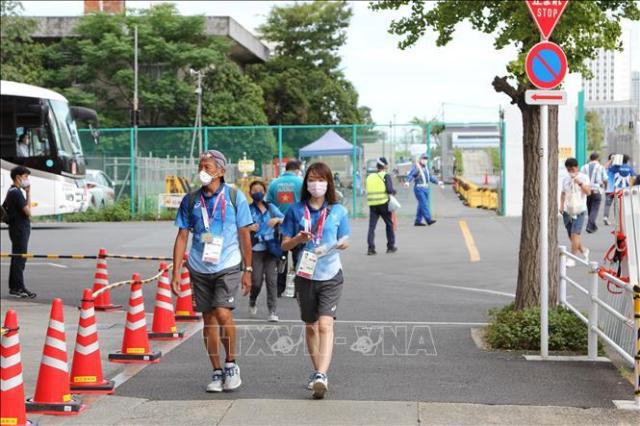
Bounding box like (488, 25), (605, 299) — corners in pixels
(131, 25), (139, 214)
(189, 69), (204, 165)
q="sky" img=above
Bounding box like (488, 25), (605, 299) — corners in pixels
(19, 0), (640, 125)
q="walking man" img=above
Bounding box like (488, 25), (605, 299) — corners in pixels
(405, 154), (441, 226)
(3, 166), (36, 298)
(171, 149), (254, 392)
(579, 152), (606, 233)
(366, 157), (397, 255)
(560, 158), (591, 267)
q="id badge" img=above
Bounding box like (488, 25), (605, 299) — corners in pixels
(296, 250), (318, 279)
(202, 236), (224, 264)
(201, 232), (214, 244)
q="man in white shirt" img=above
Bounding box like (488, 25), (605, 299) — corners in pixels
(579, 152), (607, 233)
(560, 158), (591, 267)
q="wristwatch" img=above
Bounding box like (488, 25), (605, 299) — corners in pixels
(243, 266), (253, 273)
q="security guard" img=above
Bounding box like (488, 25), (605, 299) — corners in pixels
(405, 154), (441, 226)
(366, 157), (397, 255)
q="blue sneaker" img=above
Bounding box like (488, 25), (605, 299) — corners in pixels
(311, 372), (328, 399)
(206, 369), (224, 392)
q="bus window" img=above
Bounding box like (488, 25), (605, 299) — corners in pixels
(16, 127), (50, 157)
(48, 100), (82, 157)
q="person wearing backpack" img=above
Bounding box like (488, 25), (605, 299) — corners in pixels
(247, 180), (284, 322)
(579, 152), (607, 233)
(171, 149), (254, 393)
(560, 158), (592, 267)
(2, 166), (37, 298)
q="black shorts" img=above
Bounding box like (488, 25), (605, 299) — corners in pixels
(294, 270), (343, 324)
(187, 263), (242, 312)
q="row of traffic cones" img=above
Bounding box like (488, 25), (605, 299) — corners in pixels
(0, 258), (200, 422)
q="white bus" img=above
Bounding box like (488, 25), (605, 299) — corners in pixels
(1, 80), (99, 216)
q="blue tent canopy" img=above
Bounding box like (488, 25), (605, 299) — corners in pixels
(298, 130), (361, 157)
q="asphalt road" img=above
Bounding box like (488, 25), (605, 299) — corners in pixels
(0, 187), (631, 408)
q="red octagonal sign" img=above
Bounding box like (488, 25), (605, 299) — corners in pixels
(525, 41), (567, 90)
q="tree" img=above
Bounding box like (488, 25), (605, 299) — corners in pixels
(248, 1), (363, 127)
(0, 0), (44, 84)
(371, 0), (640, 310)
(585, 111), (604, 154)
(41, 3), (269, 133)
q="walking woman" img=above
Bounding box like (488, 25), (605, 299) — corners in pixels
(248, 180), (284, 322)
(281, 162), (350, 399)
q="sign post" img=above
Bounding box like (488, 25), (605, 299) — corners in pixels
(524, 0), (569, 359)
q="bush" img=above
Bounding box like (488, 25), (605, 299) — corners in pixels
(36, 198), (177, 222)
(485, 303), (595, 353)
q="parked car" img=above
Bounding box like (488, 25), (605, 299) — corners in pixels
(85, 169), (115, 209)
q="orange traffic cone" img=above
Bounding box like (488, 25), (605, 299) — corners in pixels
(108, 274), (161, 363)
(92, 248), (122, 311)
(26, 299), (84, 415)
(149, 263), (184, 340)
(70, 289), (115, 394)
(1, 310), (32, 426)
(175, 257), (201, 322)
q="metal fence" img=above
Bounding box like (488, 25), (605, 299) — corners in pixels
(78, 122), (504, 217)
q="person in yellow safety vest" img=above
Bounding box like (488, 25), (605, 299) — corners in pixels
(366, 157), (397, 255)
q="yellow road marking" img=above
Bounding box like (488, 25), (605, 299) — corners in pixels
(459, 220), (480, 262)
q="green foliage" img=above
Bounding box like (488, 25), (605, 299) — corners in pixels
(0, 0), (44, 84)
(39, 3), (268, 130)
(586, 111), (604, 154)
(486, 148), (500, 172)
(453, 148), (463, 175)
(40, 198), (176, 222)
(248, 1), (364, 126)
(370, 0), (640, 89)
(486, 303), (597, 353)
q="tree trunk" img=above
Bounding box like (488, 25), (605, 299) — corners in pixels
(514, 102), (559, 310)
(492, 76), (560, 310)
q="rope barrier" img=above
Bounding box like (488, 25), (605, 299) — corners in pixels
(0, 252), (172, 261)
(91, 264), (174, 299)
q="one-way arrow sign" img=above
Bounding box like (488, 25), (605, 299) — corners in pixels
(525, 89), (567, 105)
(526, 0), (569, 40)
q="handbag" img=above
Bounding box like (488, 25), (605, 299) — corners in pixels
(388, 194), (401, 212)
(264, 225), (284, 258)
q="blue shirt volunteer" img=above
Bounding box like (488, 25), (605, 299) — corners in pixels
(250, 202), (284, 252)
(267, 171), (303, 214)
(175, 185), (253, 274)
(281, 201), (350, 281)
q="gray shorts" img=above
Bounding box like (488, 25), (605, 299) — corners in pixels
(187, 263), (242, 312)
(294, 270), (343, 324)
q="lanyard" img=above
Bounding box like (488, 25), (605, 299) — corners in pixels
(303, 204), (328, 245)
(200, 190), (226, 233)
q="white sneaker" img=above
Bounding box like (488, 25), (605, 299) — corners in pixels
(566, 258), (576, 268)
(582, 248), (590, 261)
(206, 369), (224, 392)
(311, 372), (328, 399)
(268, 312), (279, 322)
(249, 304), (257, 318)
(603, 217), (610, 226)
(223, 362), (242, 391)
(307, 372), (315, 390)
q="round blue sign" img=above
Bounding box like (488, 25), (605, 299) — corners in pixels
(525, 41), (567, 90)
(46, 159), (54, 167)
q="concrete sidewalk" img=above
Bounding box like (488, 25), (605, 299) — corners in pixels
(32, 397), (640, 425)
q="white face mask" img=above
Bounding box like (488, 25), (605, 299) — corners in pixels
(569, 171), (577, 178)
(307, 181), (328, 198)
(198, 170), (214, 186)
(20, 178), (30, 189)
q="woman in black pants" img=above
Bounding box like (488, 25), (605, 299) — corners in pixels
(247, 180), (284, 321)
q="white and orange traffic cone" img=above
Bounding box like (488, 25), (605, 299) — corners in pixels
(92, 248), (121, 311)
(26, 298), (84, 416)
(1, 310), (32, 426)
(174, 257), (201, 322)
(70, 289), (115, 394)
(108, 274), (161, 363)
(149, 263), (184, 340)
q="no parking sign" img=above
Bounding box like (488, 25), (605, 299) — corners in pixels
(525, 41), (567, 90)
